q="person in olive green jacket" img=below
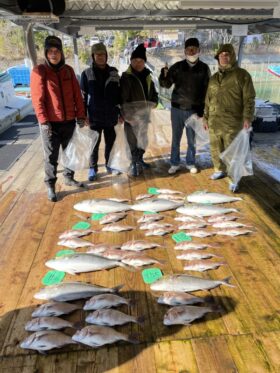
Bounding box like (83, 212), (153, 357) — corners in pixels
(203, 43), (255, 192)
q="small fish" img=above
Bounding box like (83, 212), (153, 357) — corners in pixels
(163, 305), (220, 325)
(93, 248), (131, 261)
(20, 330), (76, 352)
(177, 205), (238, 217)
(84, 294), (131, 310)
(215, 229), (253, 236)
(137, 214), (164, 223)
(157, 194), (185, 202)
(57, 237), (94, 249)
(87, 243), (121, 254)
(132, 199), (183, 212)
(176, 251), (221, 261)
(183, 260), (225, 272)
(174, 243), (211, 251)
(150, 274), (234, 292)
(101, 224), (134, 232)
(121, 240), (160, 251)
(157, 292), (204, 306)
(140, 222), (173, 230)
(85, 309), (144, 326)
(135, 194), (154, 201)
(25, 316), (79, 332)
(74, 199), (131, 214)
(121, 253), (164, 267)
(207, 215), (239, 223)
(185, 230), (215, 238)
(157, 189), (184, 195)
(178, 222), (208, 230)
(212, 221), (249, 229)
(58, 229), (93, 240)
(32, 301), (81, 317)
(187, 192), (242, 204)
(174, 216), (205, 223)
(145, 227), (174, 236)
(107, 198), (129, 203)
(72, 325), (139, 347)
(99, 212), (127, 225)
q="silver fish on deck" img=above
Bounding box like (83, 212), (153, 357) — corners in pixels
(163, 305), (220, 325)
(184, 260), (225, 272)
(25, 316), (79, 332)
(101, 224), (134, 232)
(178, 222), (208, 230)
(57, 237), (94, 249)
(157, 189), (184, 195)
(99, 212), (127, 225)
(85, 309), (144, 326)
(32, 301), (81, 317)
(150, 274), (234, 292)
(137, 214), (164, 223)
(20, 330), (76, 352)
(207, 215), (239, 223)
(84, 294), (131, 310)
(135, 193), (154, 201)
(212, 221), (249, 229)
(185, 230), (215, 238)
(175, 216), (205, 223)
(121, 253), (164, 267)
(176, 251), (221, 261)
(34, 282), (123, 302)
(132, 198), (183, 212)
(177, 205), (238, 217)
(121, 240), (160, 251)
(72, 325), (139, 347)
(187, 192), (242, 204)
(74, 199), (131, 214)
(174, 242), (212, 251)
(215, 229), (253, 236)
(46, 253), (132, 275)
(145, 227), (174, 236)
(157, 292), (204, 306)
(139, 222), (173, 230)
(58, 229), (93, 240)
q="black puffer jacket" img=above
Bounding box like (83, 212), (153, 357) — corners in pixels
(159, 59), (210, 116)
(80, 64), (121, 129)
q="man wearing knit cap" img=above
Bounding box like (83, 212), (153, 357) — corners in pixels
(121, 43), (158, 177)
(159, 37), (210, 175)
(203, 43), (255, 192)
(80, 42), (121, 180)
(30, 35), (86, 202)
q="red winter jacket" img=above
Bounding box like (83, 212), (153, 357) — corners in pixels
(30, 63), (85, 124)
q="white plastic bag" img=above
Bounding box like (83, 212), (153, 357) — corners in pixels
(107, 124), (132, 172)
(220, 128), (253, 184)
(185, 114), (209, 151)
(61, 126), (98, 171)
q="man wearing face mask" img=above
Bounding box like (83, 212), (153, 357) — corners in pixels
(159, 38), (210, 175)
(203, 44), (255, 192)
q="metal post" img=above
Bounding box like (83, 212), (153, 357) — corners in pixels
(22, 23), (37, 68)
(73, 36), (80, 81)
(237, 35), (245, 67)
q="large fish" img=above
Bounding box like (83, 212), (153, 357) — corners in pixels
(32, 301), (81, 317)
(132, 199), (183, 212)
(58, 229), (94, 240)
(57, 237), (94, 249)
(163, 305), (220, 325)
(74, 199), (131, 213)
(187, 192), (242, 204)
(45, 253), (133, 275)
(183, 260), (225, 272)
(85, 309), (144, 326)
(34, 282), (123, 302)
(121, 240), (160, 251)
(20, 330), (76, 353)
(177, 204), (238, 217)
(84, 294), (131, 310)
(72, 325), (139, 347)
(150, 274), (234, 292)
(157, 292), (204, 306)
(25, 316), (79, 332)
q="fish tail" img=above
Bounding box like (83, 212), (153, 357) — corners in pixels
(112, 284), (124, 293)
(127, 333), (140, 344)
(222, 276), (235, 287)
(136, 315), (145, 324)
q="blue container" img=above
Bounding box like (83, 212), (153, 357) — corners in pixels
(7, 65), (30, 86)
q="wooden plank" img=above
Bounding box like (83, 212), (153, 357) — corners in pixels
(257, 331), (280, 371)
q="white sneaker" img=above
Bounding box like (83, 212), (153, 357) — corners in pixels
(186, 165), (198, 174)
(168, 165), (180, 175)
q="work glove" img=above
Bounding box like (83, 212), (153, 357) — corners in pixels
(77, 118), (86, 128)
(42, 122), (52, 137)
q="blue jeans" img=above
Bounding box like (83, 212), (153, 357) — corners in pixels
(170, 107), (196, 166)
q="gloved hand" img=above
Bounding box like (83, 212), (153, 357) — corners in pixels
(77, 118), (85, 128)
(42, 122), (52, 137)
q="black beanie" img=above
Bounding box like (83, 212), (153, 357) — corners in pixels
(44, 36), (63, 52)
(131, 44), (147, 62)
(184, 38), (200, 49)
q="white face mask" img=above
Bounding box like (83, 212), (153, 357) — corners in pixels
(186, 54), (199, 63)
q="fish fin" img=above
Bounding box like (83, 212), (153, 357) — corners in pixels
(136, 315), (145, 325)
(127, 333), (140, 344)
(221, 276), (235, 287)
(112, 284), (124, 293)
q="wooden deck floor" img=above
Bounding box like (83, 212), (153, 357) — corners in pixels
(0, 133), (280, 373)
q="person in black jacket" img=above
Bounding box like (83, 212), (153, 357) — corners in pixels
(159, 38), (210, 175)
(80, 43), (121, 181)
(121, 44), (158, 177)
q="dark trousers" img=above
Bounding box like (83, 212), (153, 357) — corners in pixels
(89, 127), (116, 171)
(40, 121), (76, 187)
(124, 122), (145, 163)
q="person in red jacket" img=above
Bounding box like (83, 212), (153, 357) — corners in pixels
(30, 35), (86, 202)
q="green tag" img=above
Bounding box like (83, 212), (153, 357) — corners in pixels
(144, 211), (157, 214)
(148, 187), (159, 195)
(56, 250), (75, 257)
(91, 213), (107, 221)
(142, 268), (163, 284)
(172, 231), (192, 243)
(42, 270), (65, 286)
(72, 221), (91, 230)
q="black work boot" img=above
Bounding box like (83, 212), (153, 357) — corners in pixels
(138, 159), (151, 169)
(47, 186), (57, 202)
(64, 178), (85, 188)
